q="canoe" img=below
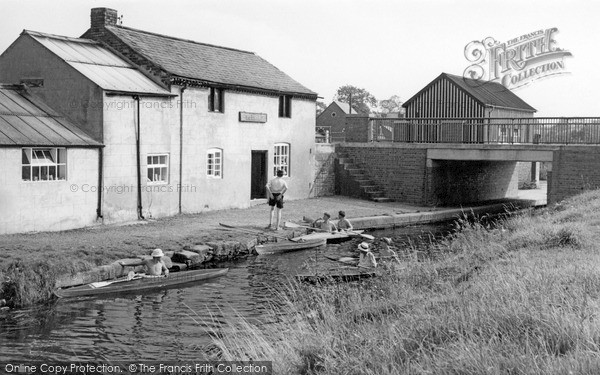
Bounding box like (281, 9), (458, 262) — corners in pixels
(324, 255), (359, 266)
(291, 231), (353, 244)
(256, 239), (326, 255)
(54, 268), (229, 298)
(295, 268), (377, 284)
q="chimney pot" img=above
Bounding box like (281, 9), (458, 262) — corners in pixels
(91, 8), (118, 29)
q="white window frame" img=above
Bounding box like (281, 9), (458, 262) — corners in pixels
(207, 148), (223, 179)
(147, 154), (169, 184)
(273, 143), (290, 177)
(22, 148), (67, 182)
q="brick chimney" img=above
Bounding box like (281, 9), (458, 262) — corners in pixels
(91, 8), (118, 28)
(86, 8), (118, 40)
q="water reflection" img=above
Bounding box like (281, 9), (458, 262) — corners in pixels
(0, 223), (453, 362)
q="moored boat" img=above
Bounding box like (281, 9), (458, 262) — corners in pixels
(54, 268), (229, 298)
(256, 239), (326, 255)
(295, 268), (377, 284)
(291, 231), (353, 244)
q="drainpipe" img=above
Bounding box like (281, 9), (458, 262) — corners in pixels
(134, 95), (145, 220)
(178, 86), (186, 214)
(96, 147), (103, 220)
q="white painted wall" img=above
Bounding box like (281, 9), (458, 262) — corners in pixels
(0, 148), (100, 234)
(101, 88), (316, 220)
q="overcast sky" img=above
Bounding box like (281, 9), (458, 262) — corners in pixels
(1, 0), (598, 116)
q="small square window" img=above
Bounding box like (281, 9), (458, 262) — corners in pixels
(147, 154), (169, 184)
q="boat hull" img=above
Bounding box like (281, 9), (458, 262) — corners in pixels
(54, 268), (229, 298)
(291, 232), (354, 244)
(256, 239), (326, 255)
(295, 268), (376, 284)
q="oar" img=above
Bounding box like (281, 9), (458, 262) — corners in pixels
(284, 222), (375, 241)
(219, 223), (292, 241)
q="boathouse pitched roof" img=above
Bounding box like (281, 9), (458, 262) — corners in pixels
(86, 23), (318, 98)
(403, 73), (536, 113)
(0, 84), (102, 147)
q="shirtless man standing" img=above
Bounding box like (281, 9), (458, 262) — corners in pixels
(266, 169), (288, 230)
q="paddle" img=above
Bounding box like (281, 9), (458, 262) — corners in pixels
(89, 271), (141, 288)
(219, 223), (292, 241)
(284, 221), (375, 241)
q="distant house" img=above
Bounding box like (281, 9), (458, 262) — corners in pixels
(316, 101), (360, 142)
(0, 84), (102, 234)
(0, 7), (318, 234)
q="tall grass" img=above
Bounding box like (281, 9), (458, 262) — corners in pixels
(209, 190), (600, 374)
(0, 257), (95, 307)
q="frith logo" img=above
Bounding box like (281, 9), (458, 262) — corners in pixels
(464, 28), (572, 89)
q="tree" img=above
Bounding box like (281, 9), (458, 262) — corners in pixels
(333, 85), (378, 114)
(379, 95), (404, 115)
(316, 100), (327, 116)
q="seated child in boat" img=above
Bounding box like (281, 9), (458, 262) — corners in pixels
(357, 242), (377, 269)
(120, 248), (170, 277)
(337, 210), (353, 232)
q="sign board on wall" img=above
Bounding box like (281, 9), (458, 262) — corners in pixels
(239, 112), (267, 123)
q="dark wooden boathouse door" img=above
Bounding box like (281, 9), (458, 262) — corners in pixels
(251, 150), (268, 199)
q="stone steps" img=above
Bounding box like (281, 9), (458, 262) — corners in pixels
(337, 154), (393, 202)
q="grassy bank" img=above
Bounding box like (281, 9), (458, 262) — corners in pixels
(210, 190), (600, 374)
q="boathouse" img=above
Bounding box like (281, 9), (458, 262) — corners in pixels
(0, 7), (318, 233)
(0, 84), (102, 234)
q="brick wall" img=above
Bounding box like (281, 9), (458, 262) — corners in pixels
(311, 144), (336, 197)
(337, 144), (428, 204)
(549, 146), (600, 204)
(345, 116), (371, 142)
(337, 143), (521, 206)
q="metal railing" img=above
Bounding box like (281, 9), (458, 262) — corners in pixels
(370, 117), (600, 145)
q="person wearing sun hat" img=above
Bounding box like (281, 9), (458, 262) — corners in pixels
(357, 242), (377, 269)
(120, 248), (169, 277)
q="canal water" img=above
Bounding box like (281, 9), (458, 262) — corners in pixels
(0, 223), (455, 363)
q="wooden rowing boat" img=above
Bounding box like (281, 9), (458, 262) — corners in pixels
(295, 268), (377, 284)
(291, 231), (353, 244)
(54, 268), (229, 298)
(255, 239), (326, 255)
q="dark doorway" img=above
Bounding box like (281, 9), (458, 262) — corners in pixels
(251, 150), (268, 199)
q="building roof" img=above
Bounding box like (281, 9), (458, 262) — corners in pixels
(333, 101), (358, 114)
(25, 30), (172, 97)
(404, 73), (536, 112)
(0, 84), (102, 147)
(101, 25), (317, 97)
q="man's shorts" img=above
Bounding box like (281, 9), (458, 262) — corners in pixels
(268, 193), (284, 209)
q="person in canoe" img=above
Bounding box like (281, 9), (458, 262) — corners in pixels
(312, 212), (337, 233)
(357, 242), (377, 269)
(120, 248), (170, 277)
(336, 210), (353, 232)
(266, 169), (288, 231)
